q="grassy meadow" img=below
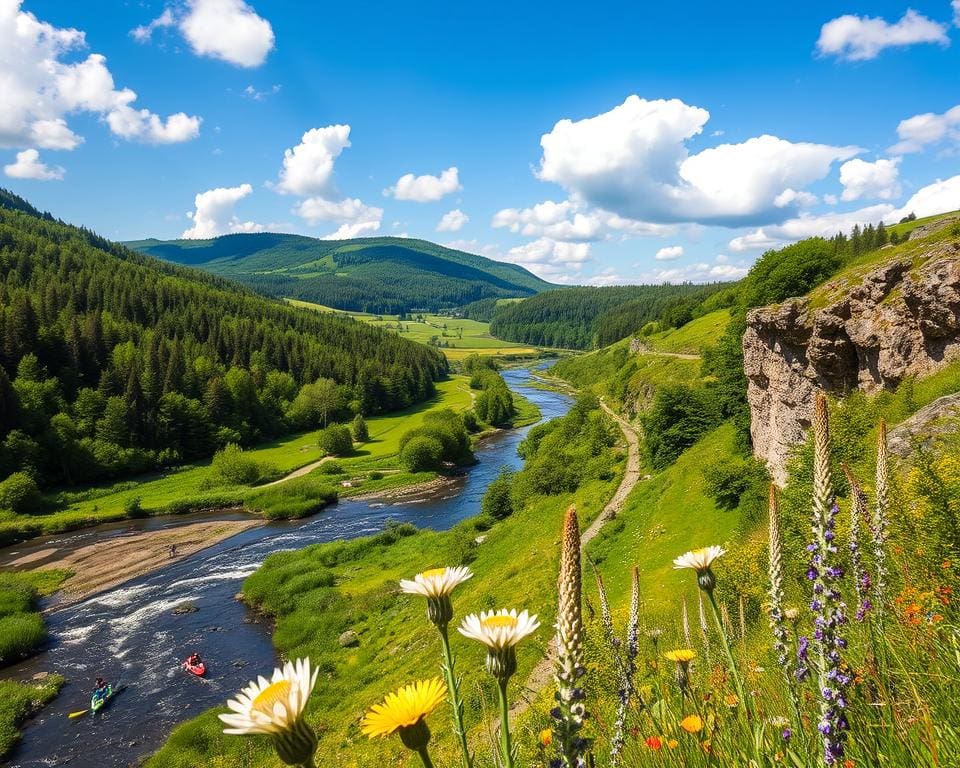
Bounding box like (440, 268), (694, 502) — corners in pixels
(0, 378), (476, 543)
(286, 299), (540, 360)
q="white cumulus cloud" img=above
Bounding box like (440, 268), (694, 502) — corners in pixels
(436, 209), (469, 232)
(729, 228), (779, 252)
(273, 125), (351, 197)
(386, 167), (461, 202)
(889, 174), (960, 221)
(4, 149), (64, 180)
(816, 9), (948, 61)
(839, 157), (902, 201)
(537, 96), (858, 226)
(889, 104), (960, 154)
(639, 257), (748, 284)
(502, 237), (590, 282)
(492, 199), (672, 242)
(134, 0), (275, 68)
(182, 183), (263, 238)
(295, 197), (383, 239)
(0, 1), (201, 151)
(655, 245), (684, 261)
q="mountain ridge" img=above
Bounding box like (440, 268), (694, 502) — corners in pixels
(126, 233), (553, 314)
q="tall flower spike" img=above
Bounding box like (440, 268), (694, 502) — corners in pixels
(553, 505), (589, 768)
(768, 484), (803, 733)
(809, 393), (850, 765)
(610, 566), (641, 766)
(591, 560), (622, 672)
(842, 466), (872, 622)
(872, 421), (890, 621)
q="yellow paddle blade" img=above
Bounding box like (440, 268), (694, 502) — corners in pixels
(68, 709), (88, 718)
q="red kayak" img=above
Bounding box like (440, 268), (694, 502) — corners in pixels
(183, 660), (206, 677)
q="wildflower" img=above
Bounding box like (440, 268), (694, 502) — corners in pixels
(680, 714), (704, 734)
(725, 694), (739, 708)
(362, 678), (446, 767)
(785, 607), (799, 622)
(673, 546), (726, 595)
(645, 735), (662, 750)
(664, 648), (696, 694)
(540, 729), (553, 747)
(458, 609), (539, 682)
(667, 738), (679, 749)
(872, 421), (890, 620)
(401, 566), (473, 768)
(842, 467), (872, 621)
(553, 506), (589, 768)
(809, 394), (850, 765)
(610, 566), (641, 767)
(219, 658), (319, 767)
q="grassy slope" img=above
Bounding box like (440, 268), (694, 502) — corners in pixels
(0, 674), (64, 759)
(644, 309), (731, 354)
(147, 475), (625, 768)
(287, 299), (540, 360)
(0, 379), (475, 541)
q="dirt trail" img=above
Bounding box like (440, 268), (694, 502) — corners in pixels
(508, 399), (642, 720)
(638, 349), (701, 360)
(259, 456), (333, 487)
(40, 520), (262, 607)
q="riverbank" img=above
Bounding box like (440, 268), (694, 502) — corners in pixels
(28, 519), (263, 608)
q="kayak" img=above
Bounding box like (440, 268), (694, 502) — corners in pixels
(90, 684), (113, 713)
(184, 660), (206, 677)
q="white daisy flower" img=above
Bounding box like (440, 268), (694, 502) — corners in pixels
(219, 658), (318, 736)
(400, 566), (473, 599)
(458, 608), (540, 650)
(673, 545), (726, 573)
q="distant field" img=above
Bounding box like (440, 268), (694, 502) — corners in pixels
(286, 299), (540, 359)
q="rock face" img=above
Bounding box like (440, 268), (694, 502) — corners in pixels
(744, 250), (960, 483)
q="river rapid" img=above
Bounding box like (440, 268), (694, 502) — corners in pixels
(1, 366), (572, 768)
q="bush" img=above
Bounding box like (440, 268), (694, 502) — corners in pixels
(481, 468), (515, 520)
(398, 410), (473, 466)
(351, 414), (369, 443)
(0, 473), (41, 515)
(209, 443), (262, 486)
(368, 471), (384, 481)
(318, 425), (353, 457)
(123, 496), (147, 518)
(642, 384), (722, 469)
(317, 460), (344, 475)
(400, 436), (444, 472)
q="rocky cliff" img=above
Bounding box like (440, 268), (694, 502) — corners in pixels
(744, 231), (960, 483)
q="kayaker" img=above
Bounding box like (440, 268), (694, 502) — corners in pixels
(94, 677), (109, 696)
(187, 653), (202, 667)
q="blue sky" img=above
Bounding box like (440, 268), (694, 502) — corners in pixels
(2, 0), (960, 285)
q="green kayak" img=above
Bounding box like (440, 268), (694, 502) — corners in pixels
(90, 684), (113, 713)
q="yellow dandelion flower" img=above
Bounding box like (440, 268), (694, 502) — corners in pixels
(361, 678), (446, 739)
(724, 694), (739, 707)
(680, 714), (704, 734)
(667, 738), (679, 749)
(663, 649), (697, 663)
(539, 728), (553, 747)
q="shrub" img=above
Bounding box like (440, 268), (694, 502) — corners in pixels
(399, 410), (473, 466)
(400, 436), (444, 472)
(642, 384), (722, 469)
(317, 461), (344, 475)
(0, 473), (41, 515)
(209, 443), (262, 486)
(351, 414), (369, 443)
(481, 468), (515, 520)
(123, 495), (147, 518)
(318, 425), (353, 457)
(368, 471), (384, 481)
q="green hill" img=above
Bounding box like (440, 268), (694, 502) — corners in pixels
(126, 234), (553, 314)
(0, 189), (446, 490)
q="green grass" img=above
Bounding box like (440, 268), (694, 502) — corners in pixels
(0, 571), (69, 667)
(0, 674), (64, 759)
(147, 465), (624, 768)
(587, 423), (743, 619)
(287, 299), (540, 360)
(644, 309), (731, 355)
(0, 379), (475, 544)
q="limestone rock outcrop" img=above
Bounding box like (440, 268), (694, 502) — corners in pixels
(744, 245), (960, 483)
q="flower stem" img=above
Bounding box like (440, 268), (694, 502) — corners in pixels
(438, 624), (473, 768)
(416, 746), (435, 768)
(706, 592), (749, 718)
(497, 678), (514, 768)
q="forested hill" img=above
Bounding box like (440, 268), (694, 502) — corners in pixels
(0, 190), (447, 487)
(127, 233), (552, 314)
(489, 284), (725, 349)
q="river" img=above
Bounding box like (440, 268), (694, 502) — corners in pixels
(2, 366), (572, 768)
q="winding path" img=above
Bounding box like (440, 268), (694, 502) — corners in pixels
(507, 399), (642, 720)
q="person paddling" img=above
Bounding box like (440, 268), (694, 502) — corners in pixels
(94, 677), (109, 697)
(187, 652), (202, 667)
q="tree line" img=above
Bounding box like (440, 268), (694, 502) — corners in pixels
(0, 192), (447, 492)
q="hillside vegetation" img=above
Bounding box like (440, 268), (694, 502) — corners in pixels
(0, 190), (446, 497)
(128, 234), (551, 314)
(490, 284), (725, 349)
